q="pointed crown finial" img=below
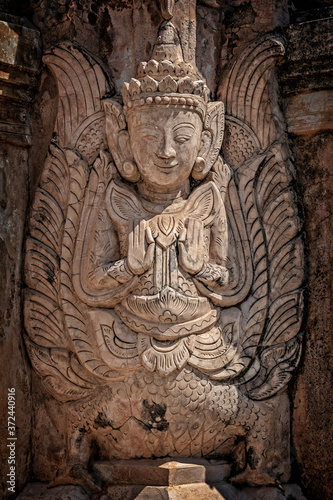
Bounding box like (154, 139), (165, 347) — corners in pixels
(122, 20), (210, 116)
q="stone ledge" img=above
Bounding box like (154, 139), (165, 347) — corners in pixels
(285, 90), (333, 135)
(16, 482), (307, 500)
(94, 458), (230, 487)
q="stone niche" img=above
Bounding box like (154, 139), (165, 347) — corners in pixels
(0, 1), (332, 500)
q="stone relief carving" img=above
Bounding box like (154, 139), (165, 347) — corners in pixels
(24, 3), (304, 492)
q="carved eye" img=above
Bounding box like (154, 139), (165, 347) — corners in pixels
(173, 126), (194, 143)
(142, 134), (159, 143)
(174, 135), (191, 143)
(137, 124), (160, 143)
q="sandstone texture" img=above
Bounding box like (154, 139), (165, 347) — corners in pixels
(0, 11), (40, 499)
(279, 8), (333, 499)
(0, 2), (332, 500)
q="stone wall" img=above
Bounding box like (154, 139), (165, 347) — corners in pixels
(0, 11), (40, 498)
(0, 2), (332, 499)
(279, 8), (333, 498)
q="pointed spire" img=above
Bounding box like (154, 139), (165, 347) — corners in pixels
(152, 21), (183, 63)
(160, 0), (175, 20)
(121, 5), (210, 113)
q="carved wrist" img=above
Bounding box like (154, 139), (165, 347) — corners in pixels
(105, 259), (134, 283)
(195, 262), (230, 287)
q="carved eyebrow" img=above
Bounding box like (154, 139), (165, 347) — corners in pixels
(173, 123), (196, 132)
(134, 123), (160, 132)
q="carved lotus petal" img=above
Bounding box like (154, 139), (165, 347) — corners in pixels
(175, 62), (192, 76)
(101, 323), (138, 359)
(119, 286), (213, 328)
(193, 80), (205, 95)
(137, 61), (147, 77)
(158, 215), (175, 236)
(158, 310), (177, 323)
(129, 78), (141, 97)
(122, 82), (130, 104)
(127, 287), (198, 322)
(178, 76), (194, 94)
(138, 334), (192, 376)
(159, 59), (175, 75)
(141, 75), (159, 93)
(146, 59), (159, 75)
(158, 75), (178, 93)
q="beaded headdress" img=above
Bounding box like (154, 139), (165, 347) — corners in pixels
(122, 21), (210, 118)
(104, 17), (223, 183)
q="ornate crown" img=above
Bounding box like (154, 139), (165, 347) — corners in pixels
(122, 21), (210, 116)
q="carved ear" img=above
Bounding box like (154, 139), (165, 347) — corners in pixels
(103, 100), (140, 182)
(192, 101), (224, 181)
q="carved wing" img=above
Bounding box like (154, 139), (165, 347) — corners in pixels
(24, 43), (119, 401)
(44, 42), (112, 161)
(215, 35), (304, 398)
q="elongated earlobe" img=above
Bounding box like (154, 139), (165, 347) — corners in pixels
(104, 99), (140, 183)
(121, 160), (140, 182)
(192, 102), (224, 180)
(117, 132), (140, 181)
(192, 157), (208, 181)
(192, 129), (212, 180)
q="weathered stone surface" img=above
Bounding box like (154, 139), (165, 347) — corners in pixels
(0, 144), (33, 499)
(279, 7), (333, 96)
(287, 132), (333, 500)
(22, 1), (304, 496)
(17, 482), (307, 500)
(0, 1), (332, 499)
(0, 10), (41, 500)
(279, 8), (333, 499)
(94, 460), (206, 486)
(16, 483), (89, 500)
(283, 484), (307, 500)
(94, 459), (230, 487)
(285, 90), (333, 135)
(0, 12), (41, 145)
(135, 483), (227, 499)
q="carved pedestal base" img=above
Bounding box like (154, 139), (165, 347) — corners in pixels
(17, 460), (307, 500)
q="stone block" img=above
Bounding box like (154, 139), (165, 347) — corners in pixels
(94, 460), (205, 486)
(285, 90), (333, 135)
(16, 483), (89, 500)
(134, 483), (227, 500)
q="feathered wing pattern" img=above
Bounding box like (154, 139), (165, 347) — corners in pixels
(43, 42), (112, 161)
(218, 36), (304, 398)
(24, 43), (113, 400)
(25, 37), (304, 401)
(218, 34), (286, 156)
(209, 154), (269, 381)
(244, 143), (304, 399)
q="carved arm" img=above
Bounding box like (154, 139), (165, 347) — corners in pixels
(179, 203), (238, 291)
(87, 218), (154, 288)
(195, 260), (233, 289)
(88, 257), (134, 288)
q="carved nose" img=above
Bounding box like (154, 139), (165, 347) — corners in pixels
(157, 137), (176, 159)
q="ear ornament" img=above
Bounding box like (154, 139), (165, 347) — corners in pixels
(120, 160), (140, 183)
(192, 156), (209, 181)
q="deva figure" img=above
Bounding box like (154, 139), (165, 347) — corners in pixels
(25, 9), (304, 493)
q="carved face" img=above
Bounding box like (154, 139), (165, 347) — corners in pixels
(127, 106), (203, 191)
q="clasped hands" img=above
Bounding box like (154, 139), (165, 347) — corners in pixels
(126, 217), (205, 276)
